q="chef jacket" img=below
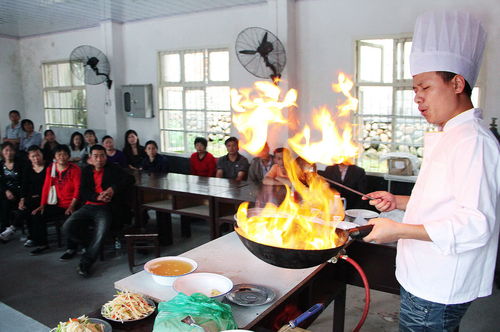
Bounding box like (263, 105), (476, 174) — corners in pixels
(396, 108), (500, 305)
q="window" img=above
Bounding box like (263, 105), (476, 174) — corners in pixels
(355, 38), (480, 173)
(42, 61), (87, 128)
(158, 49), (231, 156)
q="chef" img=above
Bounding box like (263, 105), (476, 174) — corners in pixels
(363, 10), (500, 331)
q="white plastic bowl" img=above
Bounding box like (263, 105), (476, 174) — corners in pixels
(173, 272), (234, 300)
(144, 256), (197, 286)
(345, 209), (379, 225)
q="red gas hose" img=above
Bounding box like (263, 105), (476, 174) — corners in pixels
(340, 255), (370, 332)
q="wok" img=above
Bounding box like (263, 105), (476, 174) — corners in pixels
(234, 210), (373, 269)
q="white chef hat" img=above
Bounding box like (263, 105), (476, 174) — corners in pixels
(410, 10), (486, 87)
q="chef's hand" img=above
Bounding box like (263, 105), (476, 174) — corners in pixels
(363, 218), (401, 244)
(363, 191), (396, 212)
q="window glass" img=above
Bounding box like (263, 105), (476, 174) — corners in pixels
(159, 49), (230, 156)
(42, 62), (87, 128)
(184, 52), (204, 82)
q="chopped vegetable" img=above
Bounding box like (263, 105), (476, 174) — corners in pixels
(101, 290), (155, 322)
(53, 315), (103, 332)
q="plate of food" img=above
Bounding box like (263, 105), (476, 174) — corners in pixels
(101, 291), (156, 322)
(51, 315), (111, 332)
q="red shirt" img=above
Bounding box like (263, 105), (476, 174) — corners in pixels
(190, 152), (216, 177)
(41, 163), (81, 209)
(86, 168), (106, 205)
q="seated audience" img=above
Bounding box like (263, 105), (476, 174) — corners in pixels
(102, 135), (127, 168)
(0, 142), (25, 241)
(263, 148), (291, 186)
(321, 161), (368, 209)
(36, 145), (81, 255)
(190, 137), (216, 177)
(3, 110), (22, 146)
(216, 137), (249, 181)
(63, 145), (134, 277)
(18, 145), (47, 253)
(248, 142), (274, 183)
(123, 129), (146, 170)
(41, 129), (59, 162)
(69, 131), (85, 164)
(81, 129), (98, 164)
(141, 140), (169, 173)
(19, 119), (42, 152)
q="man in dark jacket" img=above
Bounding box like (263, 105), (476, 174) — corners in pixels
(321, 163), (368, 210)
(62, 144), (134, 277)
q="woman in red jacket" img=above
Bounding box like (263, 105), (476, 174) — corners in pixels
(189, 137), (216, 177)
(32, 144), (81, 255)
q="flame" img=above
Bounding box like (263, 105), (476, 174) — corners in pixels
(233, 72), (359, 251)
(231, 81), (297, 155)
(236, 149), (346, 250)
(288, 107), (360, 165)
(332, 72), (358, 117)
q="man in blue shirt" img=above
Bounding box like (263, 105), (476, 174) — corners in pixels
(3, 110), (22, 147)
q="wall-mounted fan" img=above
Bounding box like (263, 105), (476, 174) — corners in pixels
(235, 27), (286, 84)
(70, 45), (112, 89)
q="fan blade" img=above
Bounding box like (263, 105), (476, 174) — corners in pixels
(239, 50), (258, 55)
(261, 32), (268, 46)
(262, 55), (279, 76)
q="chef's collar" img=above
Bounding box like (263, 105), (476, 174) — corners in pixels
(442, 108), (482, 132)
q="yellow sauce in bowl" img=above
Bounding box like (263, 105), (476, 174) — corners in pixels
(148, 259), (194, 276)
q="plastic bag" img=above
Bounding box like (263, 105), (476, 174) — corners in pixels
(153, 293), (238, 332)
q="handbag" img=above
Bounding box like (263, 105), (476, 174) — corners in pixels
(47, 163), (58, 205)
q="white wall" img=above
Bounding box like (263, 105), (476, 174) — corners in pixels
(295, 0), (500, 124)
(0, 37), (24, 126)
(120, 3), (271, 147)
(14, 0), (500, 152)
(18, 26), (106, 134)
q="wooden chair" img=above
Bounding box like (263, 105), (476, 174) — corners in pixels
(125, 233), (160, 274)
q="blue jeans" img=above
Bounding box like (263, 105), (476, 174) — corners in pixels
(63, 205), (111, 266)
(400, 287), (471, 332)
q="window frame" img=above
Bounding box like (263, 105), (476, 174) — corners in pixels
(354, 35), (425, 174)
(157, 47), (231, 157)
(41, 60), (87, 129)
(354, 35), (482, 174)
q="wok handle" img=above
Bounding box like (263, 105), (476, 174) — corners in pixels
(348, 224), (374, 239)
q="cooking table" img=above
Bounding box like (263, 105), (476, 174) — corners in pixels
(125, 172), (400, 331)
(97, 232), (343, 331)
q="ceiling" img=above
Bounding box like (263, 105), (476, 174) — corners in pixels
(0, 0), (266, 38)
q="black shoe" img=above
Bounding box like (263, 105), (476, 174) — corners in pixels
(77, 263), (91, 278)
(30, 245), (50, 255)
(59, 250), (76, 261)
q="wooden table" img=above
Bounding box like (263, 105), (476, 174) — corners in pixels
(132, 172), (249, 239)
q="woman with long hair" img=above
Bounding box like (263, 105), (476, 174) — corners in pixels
(69, 131), (85, 164)
(41, 129), (59, 162)
(123, 129), (146, 170)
